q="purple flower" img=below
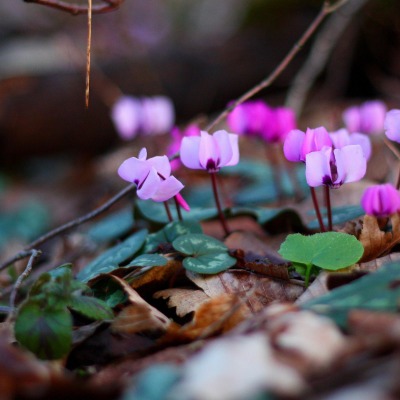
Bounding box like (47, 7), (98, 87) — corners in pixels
(384, 109), (400, 143)
(342, 100), (386, 135)
(261, 106), (297, 143)
(111, 95), (175, 140)
(180, 130), (239, 173)
(361, 183), (400, 217)
(329, 128), (371, 160)
(305, 145), (366, 189)
(283, 127), (333, 163)
(227, 100), (272, 136)
(118, 148), (184, 202)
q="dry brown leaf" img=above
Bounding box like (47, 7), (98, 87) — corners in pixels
(187, 270), (304, 313)
(359, 214), (400, 262)
(110, 275), (171, 334)
(355, 252), (400, 272)
(153, 288), (210, 317)
(162, 294), (250, 343)
(295, 271), (329, 305)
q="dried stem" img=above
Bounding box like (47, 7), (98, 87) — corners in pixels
(85, 0), (92, 107)
(310, 187), (326, 232)
(0, 182), (137, 272)
(206, 0), (349, 132)
(23, 0), (123, 15)
(210, 172), (230, 236)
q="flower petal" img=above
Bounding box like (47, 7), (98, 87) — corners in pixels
(199, 131), (220, 170)
(146, 155), (171, 178)
(111, 96), (142, 140)
(213, 130), (235, 167)
(137, 168), (160, 200)
(385, 109), (400, 143)
(283, 129), (305, 162)
(335, 145), (366, 184)
(180, 136), (202, 169)
(118, 157), (150, 184)
(348, 133), (371, 160)
(151, 176), (184, 202)
(305, 147), (332, 187)
(226, 133), (240, 166)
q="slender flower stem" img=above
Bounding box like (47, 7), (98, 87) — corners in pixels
(164, 201), (173, 223)
(310, 187), (326, 232)
(174, 196), (183, 221)
(324, 185), (333, 231)
(210, 172), (230, 236)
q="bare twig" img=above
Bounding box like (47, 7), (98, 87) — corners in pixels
(8, 250), (42, 314)
(286, 0), (368, 115)
(23, 0), (123, 15)
(206, 0), (350, 132)
(86, 0), (93, 107)
(0, 182), (137, 272)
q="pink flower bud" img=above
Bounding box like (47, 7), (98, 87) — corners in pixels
(361, 183), (400, 217)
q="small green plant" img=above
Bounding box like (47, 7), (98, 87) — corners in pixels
(278, 232), (364, 286)
(15, 264), (113, 360)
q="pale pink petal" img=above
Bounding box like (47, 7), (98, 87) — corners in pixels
(137, 168), (160, 200)
(348, 133), (371, 160)
(151, 176), (184, 202)
(305, 148), (332, 187)
(138, 148), (147, 160)
(385, 109), (400, 143)
(146, 155), (171, 178)
(198, 131), (220, 170)
(111, 96), (142, 140)
(301, 127), (332, 160)
(283, 129), (305, 162)
(335, 145), (366, 184)
(360, 101), (386, 134)
(180, 136), (202, 169)
(213, 130), (234, 167)
(118, 157), (150, 184)
(330, 129), (350, 148)
(343, 106), (361, 133)
(226, 134), (240, 166)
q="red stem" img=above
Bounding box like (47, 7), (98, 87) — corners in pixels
(210, 172), (230, 236)
(174, 197), (183, 221)
(324, 185), (333, 231)
(163, 201), (173, 223)
(310, 187), (325, 232)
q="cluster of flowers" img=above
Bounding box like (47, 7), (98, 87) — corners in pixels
(111, 95), (175, 140)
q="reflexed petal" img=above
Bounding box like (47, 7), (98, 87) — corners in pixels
(227, 104), (248, 134)
(283, 129), (305, 162)
(305, 148), (332, 187)
(138, 148), (147, 160)
(360, 101), (386, 134)
(118, 157), (150, 184)
(175, 193), (190, 211)
(111, 96), (142, 140)
(349, 133), (371, 160)
(147, 155), (171, 178)
(301, 127), (332, 160)
(343, 106), (361, 133)
(137, 168), (160, 200)
(226, 133), (240, 166)
(336, 145), (366, 184)
(213, 130), (234, 167)
(385, 109), (400, 143)
(180, 136), (202, 169)
(199, 131), (220, 169)
(361, 183), (400, 217)
(330, 129), (350, 148)
(151, 176), (184, 202)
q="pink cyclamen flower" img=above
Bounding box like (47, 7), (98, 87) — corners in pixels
(111, 95), (175, 140)
(361, 183), (400, 218)
(342, 100), (386, 135)
(180, 130), (239, 173)
(329, 128), (371, 160)
(118, 148), (184, 202)
(283, 127), (333, 163)
(305, 145), (366, 189)
(227, 100), (272, 136)
(261, 106), (297, 144)
(384, 109), (400, 143)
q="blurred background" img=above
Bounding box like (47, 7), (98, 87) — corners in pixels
(0, 0), (399, 164)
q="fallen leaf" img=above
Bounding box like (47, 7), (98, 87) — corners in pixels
(295, 272), (329, 304)
(153, 288), (210, 317)
(359, 214), (400, 262)
(187, 270), (304, 313)
(110, 275), (171, 334)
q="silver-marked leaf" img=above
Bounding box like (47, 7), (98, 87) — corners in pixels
(126, 254), (168, 268)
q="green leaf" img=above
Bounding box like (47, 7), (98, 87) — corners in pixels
(77, 229), (148, 282)
(69, 295), (114, 320)
(302, 261), (400, 328)
(307, 205), (365, 230)
(90, 278), (127, 308)
(143, 220), (202, 253)
(136, 200), (217, 225)
(278, 232), (364, 271)
(15, 301), (72, 360)
(172, 233), (236, 274)
(87, 207), (134, 243)
(125, 254), (168, 268)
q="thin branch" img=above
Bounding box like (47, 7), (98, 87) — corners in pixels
(286, 0), (368, 115)
(86, 0), (93, 107)
(0, 182), (137, 272)
(206, 0), (350, 132)
(23, 0), (123, 15)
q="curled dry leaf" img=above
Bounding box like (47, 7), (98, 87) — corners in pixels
(359, 214), (400, 262)
(110, 275), (171, 335)
(153, 288), (210, 317)
(187, 269), (304, 313)
(162, 294), (250, 343)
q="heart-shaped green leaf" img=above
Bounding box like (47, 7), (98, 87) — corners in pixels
(15, 301), (72, 360)
(172, 233), (236, 274)
(278, 232), (364, 271)
(125, 254), (168, 268)
(77, 229), (148, 282)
